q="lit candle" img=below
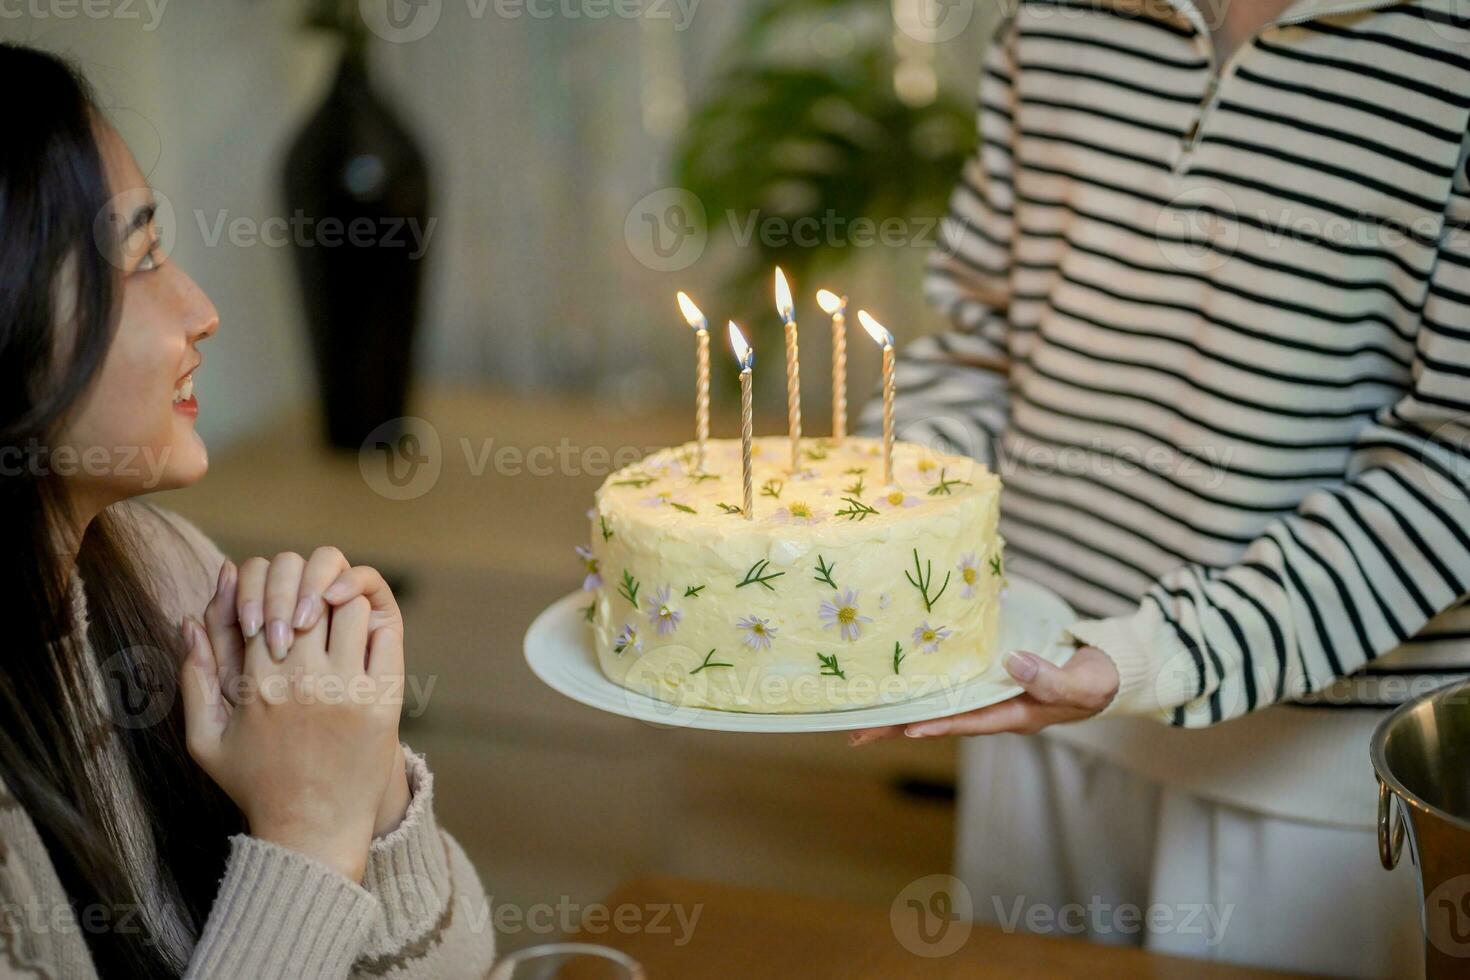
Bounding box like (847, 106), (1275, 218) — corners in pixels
(816, 289), (847, 443)
(857, 310), (896, 486)
(677, 291), (711, 472)
(728, 321), (756, 520)
(773, 267), (802, 473)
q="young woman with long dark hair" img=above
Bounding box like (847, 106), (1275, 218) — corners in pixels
(0, 43), (496, 978)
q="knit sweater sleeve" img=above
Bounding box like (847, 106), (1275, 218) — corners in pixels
(184, 748), (497, 980)
(854, 17), (1016, 464)
(352, 747), (497, 978)
(185, 838), (379, 978)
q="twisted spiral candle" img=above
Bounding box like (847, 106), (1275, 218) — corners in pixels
(882, 343), (895, 486)
(729, 321), (756, 521)
(858, 309), (897, 486)
(818, 290), (848, 444)
(833, 309), (847, 442)
(740, 367), (754, 520)
(677, 292), (712, 473)
(696, 328), (710, 472)
(784, 321), (802, 472)
(775, 268), (802, 473)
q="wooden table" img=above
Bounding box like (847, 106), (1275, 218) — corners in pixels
(568, 877), (1312, 979)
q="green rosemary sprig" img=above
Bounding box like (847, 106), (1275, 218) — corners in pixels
(843, 467), (867, 475)
(691, 649), (733, 675)
(737, 558), (785, 591)
(989, 554), (1003, 577)
(670, 502), (697, 514)
(835, 497), (878, 521)
(612, 472), (655, 489)
(904, 548), (951, 612)
(926, 468), (971, 496)
(617, 570), (640, 607)
(684, 585), (706, 598)
(817, 652), (846, 679)
(893, 641), (906, 675)
(843, 474), (866, 496)
(813, 555), (838, 590)
(582, 603), (596, 624)
(599, 516), (613, 541)
(761, 478), (784, 500)
(692, 472), (720, 483)
(803, 445), (829, 461)
(716, 502), (743, 515)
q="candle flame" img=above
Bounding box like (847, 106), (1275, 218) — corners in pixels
(816, 289), (845, 316)
(728, 321), (754, 369)
(676, 291), (707, 331)
(857, 310), (894, 348)
(774, 267), (795, 323)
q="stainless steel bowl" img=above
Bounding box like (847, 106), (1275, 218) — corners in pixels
(1371, 678), (1470, 976)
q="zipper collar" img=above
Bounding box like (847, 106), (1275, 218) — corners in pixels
(1165, 0), (1414, 36)
(1274, 0), (1412, 24)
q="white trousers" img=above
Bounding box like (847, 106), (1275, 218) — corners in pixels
(954, 734), (1426, 978)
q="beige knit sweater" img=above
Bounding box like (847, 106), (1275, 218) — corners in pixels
(0, 500), (498, 978)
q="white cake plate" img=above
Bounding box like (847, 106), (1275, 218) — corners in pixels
(523, 576), (1077, 734)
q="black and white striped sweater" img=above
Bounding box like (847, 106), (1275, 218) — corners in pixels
(862, 0), (1470, 747)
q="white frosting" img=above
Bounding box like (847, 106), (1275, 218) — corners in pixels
(586, 436), (1004, 713)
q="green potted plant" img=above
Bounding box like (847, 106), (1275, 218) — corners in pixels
(675, 0), (978, 339)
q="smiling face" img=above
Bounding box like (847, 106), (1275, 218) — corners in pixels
(57, 120), (218, 514)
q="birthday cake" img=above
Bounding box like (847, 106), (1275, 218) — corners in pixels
(578, 435), (1005, 713)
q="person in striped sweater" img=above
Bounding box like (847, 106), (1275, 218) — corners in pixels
(854, 1), (1469, 975)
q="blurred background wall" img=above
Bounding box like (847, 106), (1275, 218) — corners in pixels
(2, 0), (1001, 449)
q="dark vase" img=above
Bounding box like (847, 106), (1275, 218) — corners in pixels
(282, 44), (431, 451)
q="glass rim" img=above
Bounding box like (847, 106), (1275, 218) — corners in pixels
(494, 942), (644, 972)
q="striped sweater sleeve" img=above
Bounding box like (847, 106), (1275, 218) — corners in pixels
(1076, 137), (1470, 726)
(856, 20), (1017, 464)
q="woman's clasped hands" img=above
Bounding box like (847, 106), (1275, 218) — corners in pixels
(177, 546), (413, 882)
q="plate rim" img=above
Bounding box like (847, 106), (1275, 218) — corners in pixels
(523, 577), (1076, 734)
